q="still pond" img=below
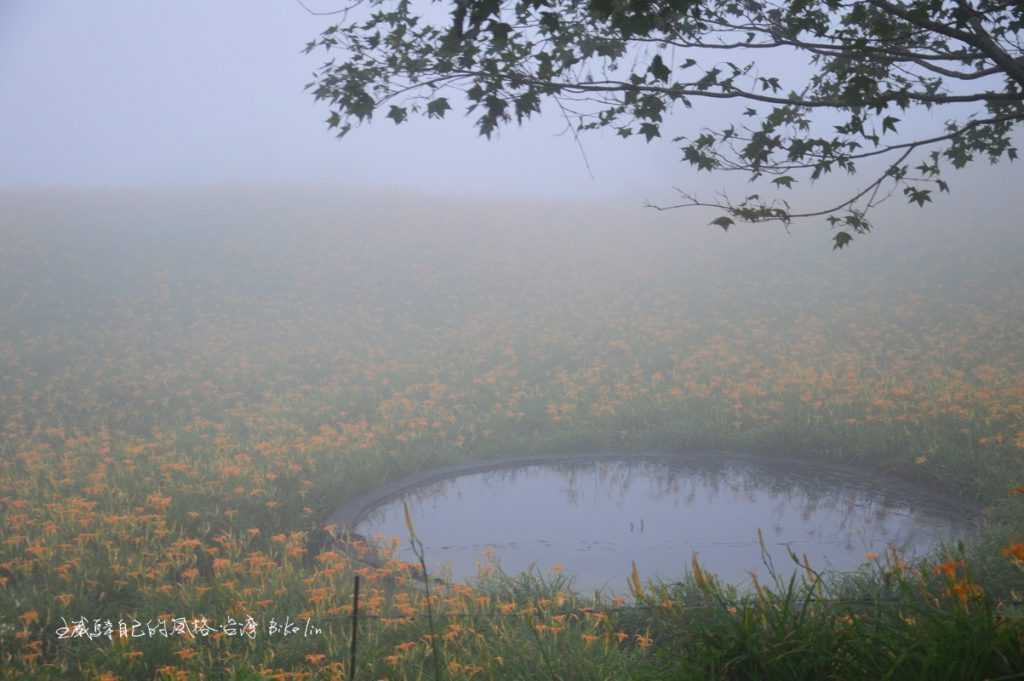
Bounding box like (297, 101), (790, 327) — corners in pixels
(352, 454), (974, 594)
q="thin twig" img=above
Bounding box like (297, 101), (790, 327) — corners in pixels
(553, 95), (595, 180)
(294, 0), (361, 17)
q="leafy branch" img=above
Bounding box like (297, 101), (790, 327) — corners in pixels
(304, 0), (1023, 248)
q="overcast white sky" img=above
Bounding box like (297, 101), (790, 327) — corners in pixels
(1, 0), (692, 200)
(1, 0), (1019, 219)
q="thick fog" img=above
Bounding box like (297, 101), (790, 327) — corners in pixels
(2, 0), (680, 198)
(2, 0), (1022, 399)
(3, 4), (1024, 677)
(3, 0), (1021, 416)
(2, 0), (1019, 216)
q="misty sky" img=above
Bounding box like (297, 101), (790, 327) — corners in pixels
(1, 0), (682, 198)
(1, 0), (1019, 217)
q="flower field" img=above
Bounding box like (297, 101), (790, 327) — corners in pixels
(1, 187), (1023, 680)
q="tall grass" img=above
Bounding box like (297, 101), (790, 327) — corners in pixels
(625, 541), (1024, 681)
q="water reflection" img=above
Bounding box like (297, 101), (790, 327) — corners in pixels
(355, 456), (972, 594)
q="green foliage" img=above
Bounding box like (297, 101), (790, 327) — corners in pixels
(708, 215), (734, 230)
(624, 548), (1024, 681)
(304, 0), (1023, 247)
(426, 97), (451, 119)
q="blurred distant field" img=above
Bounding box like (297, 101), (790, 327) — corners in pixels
(1, 186), (1023, 680)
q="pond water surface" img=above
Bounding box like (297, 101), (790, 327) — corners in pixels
(353, 454), (974, 594)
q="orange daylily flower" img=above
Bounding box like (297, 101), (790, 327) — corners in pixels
(1002, 543), (1024, 562)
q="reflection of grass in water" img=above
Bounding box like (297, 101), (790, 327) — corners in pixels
(358, 458), (968, 588)
(370, 457), (965, 524)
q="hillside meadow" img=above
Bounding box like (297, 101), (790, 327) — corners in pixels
(1, 185), (1023, 680)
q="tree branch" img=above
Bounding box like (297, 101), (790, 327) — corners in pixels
(963, 10), (1024, 88)
(480, 72), (1021, 108)
(868, 0), (982, 47)
(698, 112), (1024, 173)
(293, 0), (362, 17)
(650, 146), (914, 222)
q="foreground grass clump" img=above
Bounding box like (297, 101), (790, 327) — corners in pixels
(624, 542), (1024, 681)
(1, 189), (1024, 679)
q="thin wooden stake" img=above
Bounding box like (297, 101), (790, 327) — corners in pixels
(349, 574), (360, 681)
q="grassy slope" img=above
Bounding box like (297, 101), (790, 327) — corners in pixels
(0, 186), (1022, 680)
